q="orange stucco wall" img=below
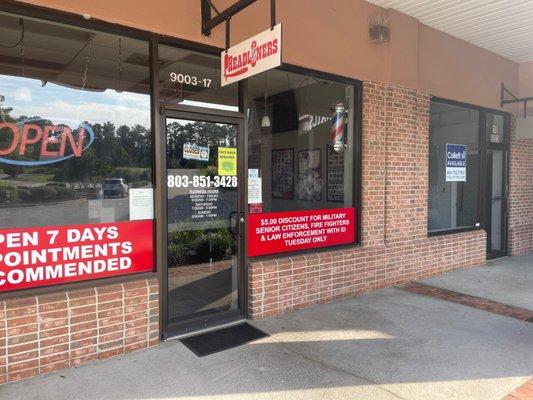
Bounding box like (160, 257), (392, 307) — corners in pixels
(417, 23), (518, 112)
(519, 62), (533, 99)
(14, 0), (520, 111)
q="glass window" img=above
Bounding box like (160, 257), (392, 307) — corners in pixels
(0, 12), (153, 228)
(158, 45), (238, 112)
(428, 100), (480, 232)
(246, 69), (357, 256)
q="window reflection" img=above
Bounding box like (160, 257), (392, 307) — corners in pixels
(0, 13), (152, 228)
(246, 70), (355, 213)
(158, 45), (238, 111)
(429, 101), (480, 232)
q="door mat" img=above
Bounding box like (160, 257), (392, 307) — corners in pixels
(180, 323), (268, 357)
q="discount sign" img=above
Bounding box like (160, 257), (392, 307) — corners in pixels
(248, 208), (355, 256)
(0, 220), (153, 292)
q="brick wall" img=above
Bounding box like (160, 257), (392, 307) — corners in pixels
(249, 82), (486, 319)
(508, 116), (533, 255)
(0, 277), (158, 384)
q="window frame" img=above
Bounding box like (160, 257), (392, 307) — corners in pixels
(0, 4), (160, 300)
(428, 96), (509, 237)
(245, 64), (363, 260)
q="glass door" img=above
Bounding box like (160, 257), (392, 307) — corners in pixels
(162, 111), (245, 336)
(485, 147), (508, 259)
(484, 112), (508, 259)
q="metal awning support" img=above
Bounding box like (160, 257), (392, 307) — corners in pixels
(201, 0), (276, 50)
(501, 83), (533, 118)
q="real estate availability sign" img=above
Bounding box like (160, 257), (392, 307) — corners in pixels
(446, 143), (467, 182)
(221, 23), (282, 86)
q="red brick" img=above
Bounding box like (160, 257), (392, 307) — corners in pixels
(247, 83), (487, 320)
(41, 360), (70, 374)
(68, 288), (96, 299)
(8, 368), (38, 382)
(41, 351), (69, 365)
(8, 350), (38, 364)
(98, 347), (124, 359)
(7, 315), (37, 328)
(8, 359), (39, 373)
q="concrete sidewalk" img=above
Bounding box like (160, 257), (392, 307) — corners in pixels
(1, 256), (531, 400)
(421, 254), (533, 310)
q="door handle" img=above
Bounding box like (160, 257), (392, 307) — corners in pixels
(238, 211), (245, 238)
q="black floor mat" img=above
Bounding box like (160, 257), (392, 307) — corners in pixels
(180, 323), (268, 357)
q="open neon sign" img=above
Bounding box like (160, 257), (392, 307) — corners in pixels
(0, 120), (94, 166)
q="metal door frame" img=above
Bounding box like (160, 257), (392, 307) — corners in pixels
(157, 107), (247, 339)
(484, 142), (509, 259)
(482, 111), (510, 260)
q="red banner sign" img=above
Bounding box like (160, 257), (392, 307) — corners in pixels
(0, 220), (153, 292)
(248, 207), (355, 257)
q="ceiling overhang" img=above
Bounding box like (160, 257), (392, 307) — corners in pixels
(366, 0), (533, 63)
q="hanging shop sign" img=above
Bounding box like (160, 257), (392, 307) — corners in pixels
(445, 143), (467, 182)
(0, 119), (94, 166)
(248, 207), (355, 257)
(221, 23), (282, 87)
(0, 220), (153, 292)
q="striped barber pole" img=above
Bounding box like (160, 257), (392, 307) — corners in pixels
(330, 103), (345, 152)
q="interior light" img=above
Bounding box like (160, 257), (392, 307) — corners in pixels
(261, 73), (270, 128)
(261, 114), (271, 128)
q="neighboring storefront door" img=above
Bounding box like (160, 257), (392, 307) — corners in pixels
(484, 113), (509, 259)
(161, 110), (246, 337)
(485, 146), (509, 259)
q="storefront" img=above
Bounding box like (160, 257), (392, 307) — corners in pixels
(0, 4), (361, 337)
(0, 0), (531, 384)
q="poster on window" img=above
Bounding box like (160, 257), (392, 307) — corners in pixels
(0, 220), (154, 292)
(445, 143), (467, 182)
(248, 207), (355, 256)
(272, 149), (294, 199)
(296, 149), (322, 201)
(327, 145), (344, 202)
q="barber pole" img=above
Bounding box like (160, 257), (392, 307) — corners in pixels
(330, 102), (345, 153)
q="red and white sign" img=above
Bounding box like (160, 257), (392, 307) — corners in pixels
(248, 207), (355, 257)
(0, 220), (153, 292)
(221, 23), (282, 87)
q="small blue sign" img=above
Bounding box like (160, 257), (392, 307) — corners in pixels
(446, 143), (467, 182)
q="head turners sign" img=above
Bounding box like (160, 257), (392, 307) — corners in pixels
(0, 118), (94, 166)
(222, 23), (282, 87)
